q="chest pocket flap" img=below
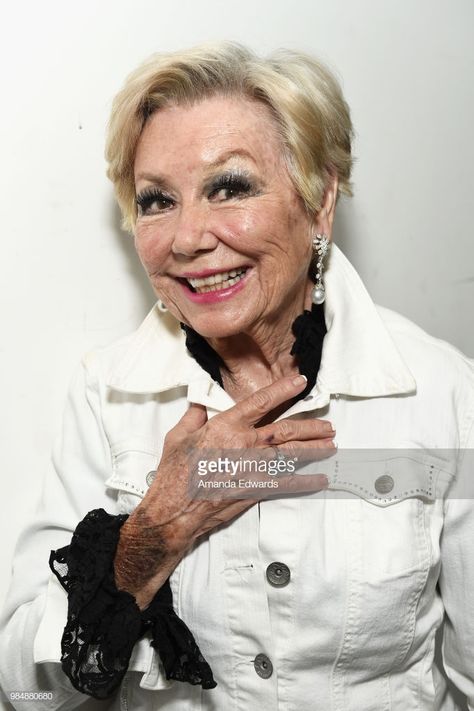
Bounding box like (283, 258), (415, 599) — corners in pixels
(324, 450), (456, 507)
(105, 437), (163, 506)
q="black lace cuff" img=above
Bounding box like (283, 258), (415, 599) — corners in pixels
(49, 508), (216, 699)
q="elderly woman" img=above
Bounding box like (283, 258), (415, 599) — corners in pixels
(1, 42), (473, 711)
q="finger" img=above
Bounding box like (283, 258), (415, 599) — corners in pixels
(226, 374), (308, 427)
(274, 473), (329, 495)
(174, 402), (208, 435)
(256, 418), (335, 445)
(255, 441), (336, 471)
(274, 438), (337, 456)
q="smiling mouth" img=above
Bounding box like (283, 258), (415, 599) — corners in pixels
(179, 267), (249, 294)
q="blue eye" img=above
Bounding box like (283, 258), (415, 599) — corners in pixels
(136, 188), (174, 216)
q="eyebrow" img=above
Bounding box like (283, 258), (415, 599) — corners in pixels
(135, 149), (258, 186)
(205, 149), (258, 171)
(134, 172), (173, 190)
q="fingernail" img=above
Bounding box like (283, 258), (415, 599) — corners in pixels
(292, 374), (307, 386)
(319, 475), (329, 488)
(323, 422), (335, 433)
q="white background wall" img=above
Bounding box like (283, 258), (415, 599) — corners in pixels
(0, 0), (472, 707)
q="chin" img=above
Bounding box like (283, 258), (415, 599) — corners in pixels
(184, 311), (250, 339)
(188, 322), (244, 340)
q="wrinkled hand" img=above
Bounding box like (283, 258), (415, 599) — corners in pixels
(115, 374), (335, 608)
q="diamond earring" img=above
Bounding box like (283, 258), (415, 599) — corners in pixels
(311, 233), (330, 305)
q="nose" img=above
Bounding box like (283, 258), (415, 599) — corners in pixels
(171, 203), (219, 258)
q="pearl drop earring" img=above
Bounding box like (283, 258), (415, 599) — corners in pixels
(311, 234), (330, 305)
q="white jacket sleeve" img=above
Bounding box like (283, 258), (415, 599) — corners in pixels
(439, 419), (474, 710)
(0, 356), (119, 711)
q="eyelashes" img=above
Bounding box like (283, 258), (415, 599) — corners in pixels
(136, 170), (258, 217)
(136, 187), (173, 216)
(208, 171), (255, 200)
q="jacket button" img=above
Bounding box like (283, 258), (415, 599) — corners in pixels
(254, 653), (273, 679)
(146, 470), (156, 487)
(374, 474), (394, 494)
(266, 562), (291, 587)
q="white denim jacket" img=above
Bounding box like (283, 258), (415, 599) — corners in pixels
(1, 245), (473, 711)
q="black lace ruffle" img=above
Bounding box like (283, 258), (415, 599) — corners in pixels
(180, 322), (227, 386)
(49, 508), (216, 699)
(290, 302), (326, 398)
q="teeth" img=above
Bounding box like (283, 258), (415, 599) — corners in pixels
(188, 268), (247, 293)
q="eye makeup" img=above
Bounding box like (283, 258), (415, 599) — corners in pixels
(206, 169), (258, 201)
(136, 186), (174, 216)
(135, 168), (261, 217)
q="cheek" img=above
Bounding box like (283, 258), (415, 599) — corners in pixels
(224, 195), (309, 250)
(134, 224), (169, 273)
(215, 205), (273, 254)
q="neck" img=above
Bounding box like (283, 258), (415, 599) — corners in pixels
(205, 279), (314, 400)
(208, 326), (299, 399)
(181, 277), (326, 404)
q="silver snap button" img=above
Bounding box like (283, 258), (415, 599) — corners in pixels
(146, 470), (157, 487)
(374, 474), (394, 494)
(254, 653), (273, 679)
(266, 562), (291, 587)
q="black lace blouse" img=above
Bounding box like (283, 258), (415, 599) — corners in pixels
(49, 303), (326, 699)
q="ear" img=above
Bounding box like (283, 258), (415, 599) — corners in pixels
(312, 174), (339, 239)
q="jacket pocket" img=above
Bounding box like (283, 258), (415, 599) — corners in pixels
(325, 451), (455, 577)
(325, 453), (455, 690)
(105, 437), (163, 514)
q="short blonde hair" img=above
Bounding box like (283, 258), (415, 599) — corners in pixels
(106, 42), (353, 232)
